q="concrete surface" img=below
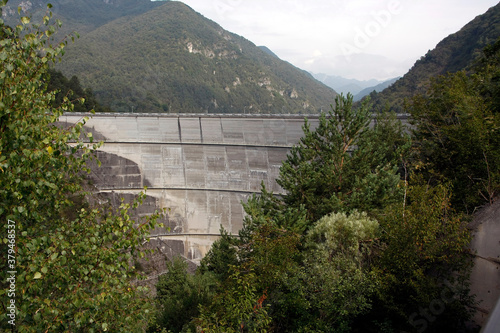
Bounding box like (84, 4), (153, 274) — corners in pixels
(58, 112), (407, 262)
(469, 199), (500, 327)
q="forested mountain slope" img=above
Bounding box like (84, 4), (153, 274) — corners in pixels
(367, 2), (500, 112)
(52, 1), (336, 113)
(1, 0), (164, 35)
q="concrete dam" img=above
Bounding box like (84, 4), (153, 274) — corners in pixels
(59, 113), (333, 260)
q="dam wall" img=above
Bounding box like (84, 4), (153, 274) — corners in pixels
(59, 113), (329, 261)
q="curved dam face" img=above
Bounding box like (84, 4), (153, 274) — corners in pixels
(59, 113), (324, 261)
(59, 113), (409, 262)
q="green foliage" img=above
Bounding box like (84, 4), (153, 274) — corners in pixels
(151, 256), (217, 333)
(1, 0), (165, 36)
(302, 211), (379, 332)
(199, 226), (239, 281)
(241, 184), (308, 236)
(197, 267), (272, 333)
(0, 6), (160, 331)
(278, 93), (406, 222)
(45, 68), (112, 112)
(153, 223), (305, 332)
(201, 222), (307, 332)
(409, 67), (500, 212)
(238, 224), (305, 326)
(475, 38), (500, 113)
(366, 180), (474, 332)
(306, 210), (378, 257)
(200, 207), (382, 332)
(379, 181), (472, 283)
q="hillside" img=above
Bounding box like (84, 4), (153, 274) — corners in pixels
(1, 0), (164, 35)
(367, 2), (500, 112)
(51, 1), (336, 113)
(353, 77), (400, 101)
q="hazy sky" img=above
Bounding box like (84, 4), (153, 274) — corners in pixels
(170, 0), (499, 81)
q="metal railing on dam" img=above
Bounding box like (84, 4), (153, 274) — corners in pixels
(59, 112), (409, 261)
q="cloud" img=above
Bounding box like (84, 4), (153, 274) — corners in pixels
(302, 52), (411, 81)
(179, 0), (499, 80)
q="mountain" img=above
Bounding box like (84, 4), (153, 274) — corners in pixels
(6, 0), (337, 113)
(1, 0), (165, 35)
(258, 46), (279, 58)
(311, 74), (400, 102)
(353, 77), (400, 102)
(311, 73), (382, 96)
(366, 2), (500, 112)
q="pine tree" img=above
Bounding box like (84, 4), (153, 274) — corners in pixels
(278, 93), (408, 223)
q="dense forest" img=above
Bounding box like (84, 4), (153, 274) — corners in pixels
(45, 68), (112, 112)
(1, 1), (500, 333)
(0, 0), (165, 35)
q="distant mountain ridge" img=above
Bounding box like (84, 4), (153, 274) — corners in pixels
(353, 77), (400, 101)
(3, 0), (337, 113)
(367, 2), (500, 112)
(311, 73), (381, 96)
(312, 73), (399, 101)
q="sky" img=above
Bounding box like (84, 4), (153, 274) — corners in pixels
(161, 0), (499, 81)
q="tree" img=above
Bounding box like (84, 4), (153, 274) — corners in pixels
(278, 93), (408, 223)
(409, 44), (500, 212)
(151, 256), (217, 333)
(301, 211), (379, 332)
(361, 179), (475, 332)
(197, 222), (306, 332)
(45, 68), (113, 112)
(196, 266), (272, 333)
(474, 38), (500, 114)
(0, 5), (160, 331)
(241, 184), (308, 236)
(199, 227), (239, 281)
